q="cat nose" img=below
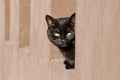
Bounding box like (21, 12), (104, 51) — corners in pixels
(61, 40), (66, 43)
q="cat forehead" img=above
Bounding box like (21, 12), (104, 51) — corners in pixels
(57, 27), (73, 33)
(49, 26), (72, 33)
(48, 17), (73, 31)
(56, 18), (68, 25)
(55, 18), (69, 29)
(50, 27), (70, 30)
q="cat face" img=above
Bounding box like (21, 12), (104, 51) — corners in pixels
(46, 13), (75, 48)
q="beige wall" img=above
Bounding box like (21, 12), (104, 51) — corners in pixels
(0, 0), (76, 80)
(19, 0), (30, 47)
(51, 0), (76, 17)
(0, 0), (120, 80)
(75, 0), (120, 80)
(4, 0), (10, 41)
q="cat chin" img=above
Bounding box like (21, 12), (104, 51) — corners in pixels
(58, 44), (68, 48)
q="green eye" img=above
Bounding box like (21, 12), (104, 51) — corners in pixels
(54, 33), (60, 37)
(67, 32), (72, 36)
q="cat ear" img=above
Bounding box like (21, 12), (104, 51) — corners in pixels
(69, 13), (76, 25)
(46, 15), (57, 27)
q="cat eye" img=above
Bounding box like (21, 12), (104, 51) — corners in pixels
(54, 33), (60, 37)
(67, 32), (72, 36)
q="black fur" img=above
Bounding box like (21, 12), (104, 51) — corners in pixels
(46, 13), (75, 69)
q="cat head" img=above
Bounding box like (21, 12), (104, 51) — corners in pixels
(46, 13), (75, 48)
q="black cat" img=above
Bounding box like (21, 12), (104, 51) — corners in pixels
(46, 13), (75, 69)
